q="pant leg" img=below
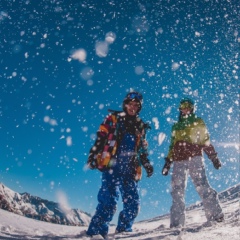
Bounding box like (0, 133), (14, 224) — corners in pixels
(189, 156), (223, 221)
(170, 161), (188, 228)
(87, 171), (119, 236)
(116, 178), (140, 232)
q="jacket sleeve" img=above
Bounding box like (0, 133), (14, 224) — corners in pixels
(139, 121), (154, 167)
(197, 119), (221, 168)
(166, 125), (176, 160)
(194, 118), (211, 145)
(138, 123), (149, 156)
(199, 119), (218, 158)
(203, 144), (218, 159)
(89, 114), (113, 156)
(139, 137), (150, 166)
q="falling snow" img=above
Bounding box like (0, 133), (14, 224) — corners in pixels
(0, 0), (239, 227)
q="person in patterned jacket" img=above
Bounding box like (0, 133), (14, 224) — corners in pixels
(162, 97), (224, 228)
(86, 91), (153, 239)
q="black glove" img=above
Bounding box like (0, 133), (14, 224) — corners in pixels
(143, 162), (154, 177)
(140, 153), (154, 177)
(87, 153), (98, 170)
(162, 157), (172, 176)
(209, 154), (222, 170)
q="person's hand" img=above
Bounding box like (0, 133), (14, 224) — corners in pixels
(143, 163), (154, 177)
(87, 154), (98, 170)
(209, 154), (222, 170)
(140, 153), (153, 177)
(162, 158), (172, 176)
(211, 156), (222, 170)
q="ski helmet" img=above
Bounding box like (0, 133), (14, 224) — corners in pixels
(122, 91), (143, 113)
(179, 97), (195, 111)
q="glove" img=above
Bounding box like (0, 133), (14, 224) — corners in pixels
(87, 153), (98, 170)
(209, 154), (222, 170)
(162, 157), (172, 176)
(140, 153), (154, 177)
(143, 162), (154, 177)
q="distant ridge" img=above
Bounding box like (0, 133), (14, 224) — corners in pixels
(137, 183), (240, 223)
(186, 183), (240, 211)
(0, 182), (91, 226)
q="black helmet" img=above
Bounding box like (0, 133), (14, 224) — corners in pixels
(122, 91), (143, 113)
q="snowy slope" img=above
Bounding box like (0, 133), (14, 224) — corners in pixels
(0, 184), (239, 239)
(0, 182), (91, 226)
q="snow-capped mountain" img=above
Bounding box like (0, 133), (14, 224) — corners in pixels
(0, 182), (91, 226)
(185, 183), (240, 211)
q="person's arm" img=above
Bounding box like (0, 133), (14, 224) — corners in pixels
(87, 115), (112, 169)
(162, 157), (172, 176)
(162, 126), (175, 176)
(200, 119), (222, 170)
(203, 144), (222, 169)
(140, 153), (153, 177)
(139, 126), (154, 177)
(166, 126), (176, 160)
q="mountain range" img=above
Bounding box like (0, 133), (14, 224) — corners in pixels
(0, 182), (91, 226)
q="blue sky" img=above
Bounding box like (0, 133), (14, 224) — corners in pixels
(0, 0), (239, 223)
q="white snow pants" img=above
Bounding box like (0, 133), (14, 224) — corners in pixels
(170, 156), (223, 227)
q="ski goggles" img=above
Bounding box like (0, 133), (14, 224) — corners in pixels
(179, 101), (194, 110)
(126, 92), (143, 101)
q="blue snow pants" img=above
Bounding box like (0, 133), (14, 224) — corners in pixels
(86, 170), (140, 236)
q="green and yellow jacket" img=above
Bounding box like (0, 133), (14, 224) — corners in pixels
(167, 113), (217, 161)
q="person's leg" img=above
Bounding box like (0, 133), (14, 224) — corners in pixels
(189, 156), (224, 222)
(170, 161), (188, 228)
(116, 178), (140, 232)
(87, 171), (119, 237)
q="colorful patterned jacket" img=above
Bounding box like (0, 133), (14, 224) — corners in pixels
(167, 113), (217, 161)
(89, 111), (150, 180)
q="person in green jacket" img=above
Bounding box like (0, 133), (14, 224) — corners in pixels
(162, 97), (224, 228)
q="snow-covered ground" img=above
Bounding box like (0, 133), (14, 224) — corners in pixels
(0, 185), (239, 240)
